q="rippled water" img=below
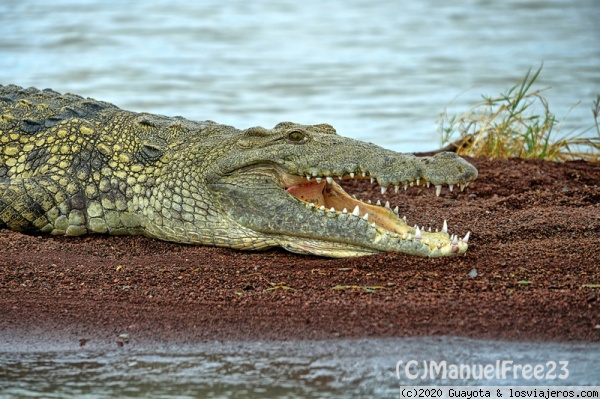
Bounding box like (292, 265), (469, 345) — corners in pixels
(1, 338), (599, 398)
(0, 0), (598, 151)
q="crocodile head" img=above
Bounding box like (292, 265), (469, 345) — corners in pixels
(202, 122), (477, 258)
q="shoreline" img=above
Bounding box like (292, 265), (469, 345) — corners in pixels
(1, 157), (599, 348)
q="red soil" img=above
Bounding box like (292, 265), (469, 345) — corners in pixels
(1, 157), (598, 346)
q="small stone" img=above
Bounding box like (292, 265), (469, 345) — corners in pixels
(117, 333), (130, 347)
(468, 268), (478, 278)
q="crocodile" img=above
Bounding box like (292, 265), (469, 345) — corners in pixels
(0, 84), (478, 258)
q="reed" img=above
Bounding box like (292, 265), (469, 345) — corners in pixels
(438, 66), (599, 162)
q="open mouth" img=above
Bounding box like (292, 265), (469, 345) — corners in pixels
(281, 171), (471, 251)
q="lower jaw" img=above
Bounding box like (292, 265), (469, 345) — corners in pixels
(282, 179), (468, 256)
(272, 222), (466, 257)
(276, 237), (381, 258)
(285, 179), (412, 236)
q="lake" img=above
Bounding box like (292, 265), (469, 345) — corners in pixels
(0, 0), (598, 152)
(1, 337), (599, 398)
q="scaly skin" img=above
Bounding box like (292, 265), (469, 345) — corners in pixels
(0, 85), (478, 258)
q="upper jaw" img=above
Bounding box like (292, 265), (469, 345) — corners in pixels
(283, 151), (478, 197)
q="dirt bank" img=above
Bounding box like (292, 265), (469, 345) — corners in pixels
(1, 157), (598, 347)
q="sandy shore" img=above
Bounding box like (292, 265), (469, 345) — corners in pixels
(1, 157), (598, 347)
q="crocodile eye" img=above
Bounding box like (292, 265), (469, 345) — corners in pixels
(287, 130), (305, 142)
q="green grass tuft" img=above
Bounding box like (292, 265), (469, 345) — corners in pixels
(438, 66), (599, 162)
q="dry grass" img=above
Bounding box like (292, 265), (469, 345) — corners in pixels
(438, 66), (600, 162)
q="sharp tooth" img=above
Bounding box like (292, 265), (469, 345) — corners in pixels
(435, 185), (442, 196)
(442, 220), (448, 234)
(403, 215), (407, 223)
(363, 213), (369, 221)
(428, 227), (432, 232)
(403, 183), (408, 191)
(339, 176), (343, 181)
(381, 186), (387, 195)
(393, 206), (399, 215)
(367, 200), (372, 204)
(329, 207), (335, 213)
(319, 205), (325, 210)
(326, 177), (333, 184)
(376, 200), (382, 206)
(352, 195), (357, 199)
(416, 178), (420, 186)
(362, 172), (367, 177)
(462, 231), (471, 243)
(451, 235), (458, 245)
(459, 183), (466, 191)
(352, 205), (360, 216)
(370, 177), (375, 184)
(426, 181), (430, 188)
(449, 184), (454, 192)
(394, 185), (399, 193)
(316, 177), (322, 183)
(371, 222), (376, 228)
(309, 202), (315, 207)
(342, 208), (348, 214)
(385, 201), (391, 209)
(415, 227), (422, 240)
(306, 175), (311, 181)
(410, 181), (414, 187)
(350, 172), (355, 178)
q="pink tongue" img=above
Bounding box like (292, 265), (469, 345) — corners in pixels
(286, 181), (327, 206)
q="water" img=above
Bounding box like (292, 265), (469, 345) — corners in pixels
(1, 338), (599, 398)
(1, 1), (599, 396)
(0, 0), (598, 152)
